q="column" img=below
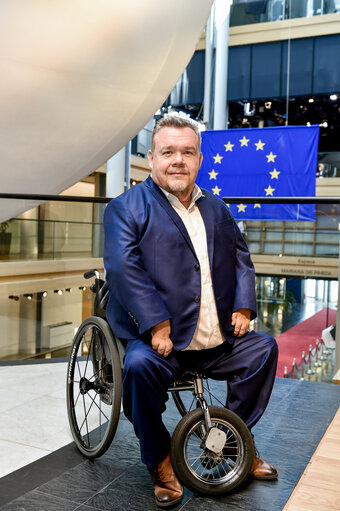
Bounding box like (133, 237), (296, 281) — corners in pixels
(213, 0), (232, 130)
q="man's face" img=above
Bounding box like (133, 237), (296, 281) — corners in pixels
(147, 127), (203, 199)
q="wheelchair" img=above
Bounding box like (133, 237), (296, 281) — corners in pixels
(66, 270), (254, 496)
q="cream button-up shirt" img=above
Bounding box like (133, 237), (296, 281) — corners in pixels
(160, 184), (225, 350)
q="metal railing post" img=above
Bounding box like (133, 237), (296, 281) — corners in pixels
(300, 351), (305, 380)
(307, 344), (315, 375)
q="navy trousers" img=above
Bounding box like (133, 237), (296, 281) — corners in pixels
(122, 331), (278, 466)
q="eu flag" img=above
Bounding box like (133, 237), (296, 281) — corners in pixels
(196, 125), (319, 221)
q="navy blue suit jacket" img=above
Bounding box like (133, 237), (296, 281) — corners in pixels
(103, 176), (257, 350)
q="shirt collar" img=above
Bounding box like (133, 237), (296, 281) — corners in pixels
(156, 181), (203, 209)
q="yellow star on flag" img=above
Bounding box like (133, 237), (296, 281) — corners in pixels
(237, 204), (246, 213)
(212, 185), (221, 195)
(270, 168), (280, 179)
(239, 136), (249, 147)
(255, 140), (265, 150)
(224, 141), (234, 152)
(265, 185), (275, 196)
(254, 204), (261, 208)
(209, 169), (218, 180)
(266, 152), (277, 163)
(213, 153), (223, 164)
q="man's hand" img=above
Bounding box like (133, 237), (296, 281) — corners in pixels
(151, 320), (173, 357)
(231, 308), (251, 337)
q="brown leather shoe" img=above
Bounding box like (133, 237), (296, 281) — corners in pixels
(250, 440), (278, 480)
(147, 453), (183, 508)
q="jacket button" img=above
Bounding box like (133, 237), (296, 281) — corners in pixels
(194, 296), (200, 303)
(194, 264), (200, 271)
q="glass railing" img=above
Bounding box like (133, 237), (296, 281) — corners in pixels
(244, 223), (339, 257)
(0, 196), (339, 262)
(1, 217), (104, 260)
(230, 0), (340, 27)
(0, 193), (339, 384)
(0, 196), (106, 261)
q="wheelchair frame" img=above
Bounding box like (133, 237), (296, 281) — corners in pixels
(66, 270), (254, 496)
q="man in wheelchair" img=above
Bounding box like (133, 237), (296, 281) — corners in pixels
(104, 116), (278, 507)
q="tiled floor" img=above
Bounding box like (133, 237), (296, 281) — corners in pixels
(0, 360), (73, 478)
(0, 361), (339, 510)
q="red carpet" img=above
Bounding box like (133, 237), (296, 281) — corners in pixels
(276, 308), (336, 377)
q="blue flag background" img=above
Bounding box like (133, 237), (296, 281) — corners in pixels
(196, 125), (320, 221)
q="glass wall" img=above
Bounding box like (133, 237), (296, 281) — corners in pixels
(0, 199), (105, 261)
(230, 0), (340, 27)
(0, 287), (92, 361)
(243, 203), (340, 257)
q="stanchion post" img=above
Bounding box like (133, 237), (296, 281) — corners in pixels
(300, 351), (305, 380)
(291, 358), (296, 379)
(307, 344), (315, 375)
(319, 338), (327, 360)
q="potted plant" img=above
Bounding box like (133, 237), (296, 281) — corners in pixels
(0, 221), (12, 257)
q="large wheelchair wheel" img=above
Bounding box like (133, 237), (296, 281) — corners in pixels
(170, 406), (253, 496)
(66, 316), (122, 458)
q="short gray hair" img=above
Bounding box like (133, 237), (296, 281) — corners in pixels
(151, 116), (201, 152)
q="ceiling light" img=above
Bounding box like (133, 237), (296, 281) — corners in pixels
(24, 294), (33, 300)
(265, 101), (272, 109)
(330, 94), (337, 101)
(308, 98), (314, 103)
(65, 288), (72, 292)
(54, 289), (63, 295)
(42, 291), (47, 297)
(78, 286), (86, 291)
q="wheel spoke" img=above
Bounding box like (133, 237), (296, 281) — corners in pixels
(79, 392), (96, 436)
(99, 390), (102, 442)
(76, 358), (83, 381)
(84, 388), (110, 422)
(88, 359), (113, 383)
(82, 334), (92, 379)
(74, 389), (81, 408)
(81, 394), (91, 446)
(203, 381), (226, 407)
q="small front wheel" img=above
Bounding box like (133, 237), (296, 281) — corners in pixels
(170, 406), (253, 496)
(66, 316), (122, 458)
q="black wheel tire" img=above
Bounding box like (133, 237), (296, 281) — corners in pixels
(170, 406), (253, 496)
(66, 316), (122, 458)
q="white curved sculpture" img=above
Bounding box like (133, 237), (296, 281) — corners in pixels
(0, 0), (212, 221)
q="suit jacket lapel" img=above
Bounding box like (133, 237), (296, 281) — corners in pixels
(196, 193), (214, 271)
(144, 177), (197, 258)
